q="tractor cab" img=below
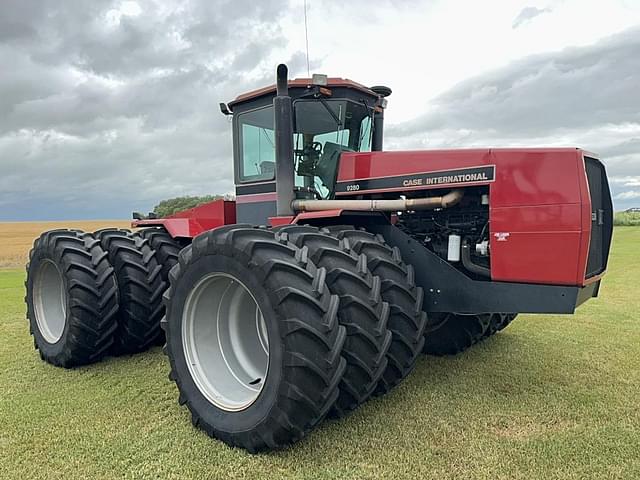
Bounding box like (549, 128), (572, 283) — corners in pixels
(221, 70), (390, 223)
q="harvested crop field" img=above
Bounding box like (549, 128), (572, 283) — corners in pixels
(0, 221), (130, 268)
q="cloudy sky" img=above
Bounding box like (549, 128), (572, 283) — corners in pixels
(1, 0), (639, 220)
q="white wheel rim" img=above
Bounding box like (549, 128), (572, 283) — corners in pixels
(33, 260), (67, 344)
(182, 273), (269, 412)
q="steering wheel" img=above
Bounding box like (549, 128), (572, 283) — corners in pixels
(294, 141), (323, 157)
(295, 141), (323, 180)
(308, 141), (323, 155)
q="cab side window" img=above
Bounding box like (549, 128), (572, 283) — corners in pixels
(237, 106), (276, 182)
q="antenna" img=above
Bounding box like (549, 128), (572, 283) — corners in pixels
(303, 0), (310, 77)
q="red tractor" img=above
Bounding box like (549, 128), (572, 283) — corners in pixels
(25, 64), (613, 452)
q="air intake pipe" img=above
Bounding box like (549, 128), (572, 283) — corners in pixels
(274, 64), (295, 216)
(292, 189), (464, 212)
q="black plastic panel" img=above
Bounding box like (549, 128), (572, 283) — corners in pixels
(300, 212), (601, 314)
(236, 201), (276, 225)
(584, 157), (613, 277)
(371, 224), (594, 314)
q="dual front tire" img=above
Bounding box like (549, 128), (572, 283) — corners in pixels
(162, 225), (427, 451)
(163, 226), (346, 451)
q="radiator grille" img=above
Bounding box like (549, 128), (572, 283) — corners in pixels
(584, 157), (613, 278)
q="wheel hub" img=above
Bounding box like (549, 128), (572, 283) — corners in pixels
(33, 259), (67, 344)
(182, 273), (269, 412)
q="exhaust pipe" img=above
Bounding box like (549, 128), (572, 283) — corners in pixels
(274, 64), (295, 216)
(292, 189), (464, 212)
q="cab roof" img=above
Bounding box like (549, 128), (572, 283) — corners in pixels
(227, 77), (378, 110)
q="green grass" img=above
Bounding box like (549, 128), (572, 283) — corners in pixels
(1, 229), (639, 479)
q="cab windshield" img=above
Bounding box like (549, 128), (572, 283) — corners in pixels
(235, 99), (373, 196)
(293, 99), (372, 198)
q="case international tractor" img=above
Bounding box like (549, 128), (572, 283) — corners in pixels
(25, 65), (613, 452)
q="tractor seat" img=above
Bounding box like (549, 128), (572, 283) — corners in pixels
(315, 142), (353, 195)
(259, 161), (275, 179)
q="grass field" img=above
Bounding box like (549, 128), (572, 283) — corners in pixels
(0, 226), (638, 479)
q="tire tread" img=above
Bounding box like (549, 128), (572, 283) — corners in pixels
(275, 225), (392, 416)
(96, 229), (166, 354)
(325, 226), (427, 395)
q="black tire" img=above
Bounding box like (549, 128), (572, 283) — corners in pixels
(481, 313), (518, 340)
(501, 313), (517, 330)
(275, 225), (392, 417)
(163, 225), (346, 452)
(137, 227), (181, 282)
(95, 229), (166, 354)
(25, 229), (118, 367)
(423, 313), (491, 356)
(326, 226), (427, 395)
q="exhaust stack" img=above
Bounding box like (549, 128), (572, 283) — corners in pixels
(274, 64), (295, 216)
(370, 85), (391, 151)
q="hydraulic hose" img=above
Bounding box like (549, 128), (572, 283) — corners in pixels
(461, 238), (491, 278)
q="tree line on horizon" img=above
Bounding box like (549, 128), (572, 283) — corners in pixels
(153, 195), (228, 217)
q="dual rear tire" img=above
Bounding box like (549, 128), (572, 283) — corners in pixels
(95, 229), (166, 353)
(25, 230), (119, 367)
(26, 227), (182, 365)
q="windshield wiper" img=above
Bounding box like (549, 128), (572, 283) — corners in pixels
(319, 98), (342, 127)
(360, 99), (374, 146)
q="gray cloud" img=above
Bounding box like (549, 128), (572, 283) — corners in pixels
(387, 27), (640, 209)
(0, 0), (306, 220)
(1, 2), (639, 220)
(512, 6), (552, 29)
(391, 27), (640, 137)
